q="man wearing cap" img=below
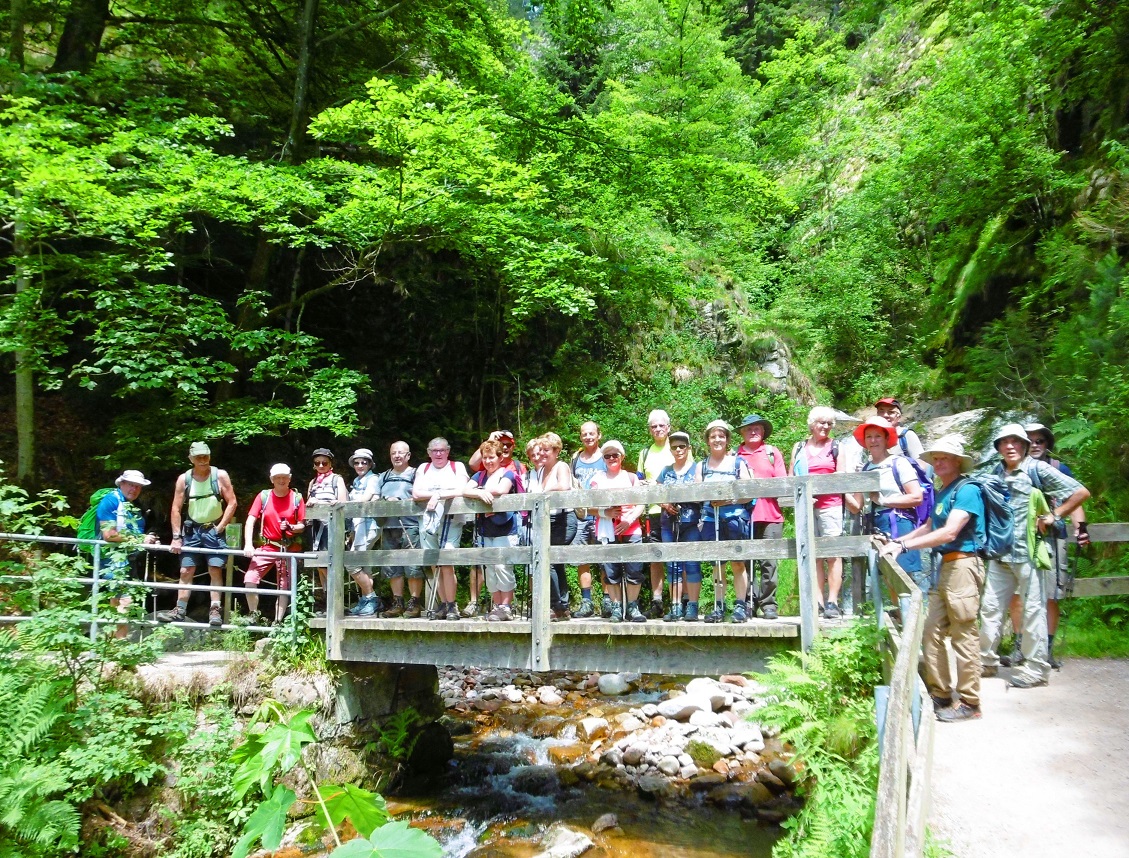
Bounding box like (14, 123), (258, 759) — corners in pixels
(874, 398), (925, 461)
(346, 448), (384, 617)
(97, 470), (160, 638)
(468, 430), (528, 484)
(735, 414), (786, 620)
(996, 423), (1091, 669)
(306, 448), (347, 615)
(243, 464), (306, 624)
(160, 442), (238, 626)
(376, 441), (424, 619)
(981, 424), (1089, 688)
(637, 410), (675, 618)
(880, 436), (985, 721)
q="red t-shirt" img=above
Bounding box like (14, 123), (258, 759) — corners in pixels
(250, 489), (306, 546)
(736, 443), (786, 523)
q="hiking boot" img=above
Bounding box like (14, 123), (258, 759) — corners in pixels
(818, 604), (826, 619)
(209, 604), (223, 627)
(353, 594), (379, 617)
(381, 597), (405, 618)
(999, 645), (1025, 667)
(608, 602), (623, 623)
(682, 601), (699, 622)
(936, 702), (982, 722)
(824, 602), (842, 620)
(402, 597), (422, 619)
(432, 603), (449, 621)
(761, 604), (779, 620)
(626, 601), (647, 623)
(446, 603), (460, 621)
(731, 602), (748, 623)
(461, 601), (480, 618)
(551, 608), (572, 622)
(1049, 652), (1063, 670)
(156, 605), (187, 623)
(981, 664), (999, 678)
(1008, 672), (1048, 689)
(574, 598), (595, 618)
(664, 603), (683, 622)
(601, 595), (614, 619)
(931, 695), (953, 711)
(648, 599), (664, 620)
(487, 604), (513, 622)
(704, 605), (725, 624)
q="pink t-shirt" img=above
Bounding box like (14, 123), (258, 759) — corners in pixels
(793, 442), (843, 510)
(736, 444), (785, 523)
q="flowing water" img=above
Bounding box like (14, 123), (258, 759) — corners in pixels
(387, 692), (783, 858)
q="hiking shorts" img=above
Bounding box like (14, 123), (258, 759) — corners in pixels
(245, 550), (296, 591)
(571, 516), (595, 546)
(814, 506), (844, 538)
(181, 521), (227, 570)
(380, 527), (424, 579)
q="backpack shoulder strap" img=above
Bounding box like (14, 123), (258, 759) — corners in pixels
(831, 439), (839, 461)
(898, 429), (909, 455)
(638, 446), (648, 473)
(792, 441), (803, 462)
(571, 450), (581, 472)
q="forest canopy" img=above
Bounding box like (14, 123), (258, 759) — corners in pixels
(1, 0), (1127, 519)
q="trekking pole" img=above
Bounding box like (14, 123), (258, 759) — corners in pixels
(712, 504), (724, 613)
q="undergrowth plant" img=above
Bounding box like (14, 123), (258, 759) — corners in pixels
(754, 619), (883, 858)
(230, 701), (441, 858)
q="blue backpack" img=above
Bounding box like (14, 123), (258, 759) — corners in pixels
(890, 456), (936, 528)
(956, 473), (1015, 559)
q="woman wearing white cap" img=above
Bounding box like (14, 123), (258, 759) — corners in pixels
(698, 420), (754, 624)
(880, 436), (984, 722)
(243, 464), (306, 624)
(344, 449), (383, 617)
(589, 440), (647, 623)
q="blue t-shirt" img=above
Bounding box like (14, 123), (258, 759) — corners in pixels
(932, 480), (984, 555)
(95, 488), (145, 538)
(656, 463), (700, 525)
(572, 452), (606, 490)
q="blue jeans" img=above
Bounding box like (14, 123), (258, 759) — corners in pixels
(661, 516), (703, 585)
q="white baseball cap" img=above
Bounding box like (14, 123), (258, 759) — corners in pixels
(269, 463), (292, 478)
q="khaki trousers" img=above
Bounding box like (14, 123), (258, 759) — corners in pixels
(980, 558), (1051, 682)
(923, 556), (985, 707)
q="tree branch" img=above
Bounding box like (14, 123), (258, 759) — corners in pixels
(316, 1), (406, 48)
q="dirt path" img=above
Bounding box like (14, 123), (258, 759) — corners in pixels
(928, 658), (1129, 858)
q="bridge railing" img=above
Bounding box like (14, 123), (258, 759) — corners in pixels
(870, 552), (931, 858)
(306, 471), (881, 662)
(1066, 523), (1129, 596)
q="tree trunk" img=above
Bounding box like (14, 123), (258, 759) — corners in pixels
(281, 0), (320, 164)
(50, 0), (109, 73)
(13, 209), (35, 488)
(9, 0), (25, 68)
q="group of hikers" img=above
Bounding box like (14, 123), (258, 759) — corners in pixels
(91, 398), (1090, 722)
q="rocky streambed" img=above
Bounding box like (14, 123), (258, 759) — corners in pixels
(395, 666), (801, 857)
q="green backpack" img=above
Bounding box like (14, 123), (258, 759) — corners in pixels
(76, 488), (117, 554)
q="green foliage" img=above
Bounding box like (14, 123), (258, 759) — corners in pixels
(229, 705), (441, 858)
(756, 620), (883, 858)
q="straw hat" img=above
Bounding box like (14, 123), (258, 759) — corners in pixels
(920, 435), (975, 473)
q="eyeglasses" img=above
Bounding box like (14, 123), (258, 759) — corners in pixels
(650, 423), (669, 430)
(603, 453), (622, 460)
(1029, 437), (1048, 445)
(670, 444), (688, 450)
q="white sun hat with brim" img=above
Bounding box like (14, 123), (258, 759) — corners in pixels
(992, 423), (1030, 451)
(920, 435), (975, 473)
(703, 419), (732, 441)
(600, 440), (626, 458)
(269, 463), (292, 478)
(349, 448), (374, 466)
(115, 469), (151, 487)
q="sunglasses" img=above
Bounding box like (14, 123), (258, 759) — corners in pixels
(313, 460), (332, 467)
(670, 444), (688, 450)
(603, 453), (622, 460)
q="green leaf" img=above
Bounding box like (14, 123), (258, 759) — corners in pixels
(231, 784), (296, 858)
(318, 782), (389, 838)
(329, 820), (444, 858)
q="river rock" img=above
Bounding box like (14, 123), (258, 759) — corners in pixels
(597, 673), (631, 696)
(548, 745), (587, 765)
(690, 772), (727, 790)
(600, 748), (622, 767)
(614, 713), (644, 731)
(504, 686), (525, 703)
(621, 746), (645, 766)
(637, 773), (675, 799)
(757, 768), (787, 792)
(688, 710), (729, 728)
(641, 703), (659, 718)
(531, 716), (566, 738)
(539, 686), (565, 706)
(511, 765), (560, 796)
(578, 717), (609, 742)
(657, 755), (681, 776)
(706, 781), (774, 809)
(657, 695), (712, 721)
(472, 698), (502, 713)
(535, 824), (593, 858)
(769, 758), (799, 786)
(686, 677), (729, 711)
(591, 813), (618, 833)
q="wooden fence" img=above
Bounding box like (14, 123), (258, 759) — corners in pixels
(306, 471), (881, 666)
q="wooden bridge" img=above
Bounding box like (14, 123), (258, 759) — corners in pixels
(307, 471), (881, 675)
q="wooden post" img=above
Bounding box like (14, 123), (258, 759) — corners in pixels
(793, 475), (818, 651)
(529, 495), (552, 672)
(326, 505), (346, 660)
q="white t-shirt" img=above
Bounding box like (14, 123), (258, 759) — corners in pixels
(413, 460), (471, 523)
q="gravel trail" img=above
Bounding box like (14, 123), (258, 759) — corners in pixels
(928, 658), (1129, 858)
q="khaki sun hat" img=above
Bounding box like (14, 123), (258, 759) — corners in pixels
(703, 419), (732, 441)
(920, 435), (975, 473)
(1024, 423), (1055, 451)
(992, 423), (1030, 451)
(350, 448), (374, 466)
(188, 441), (211, 458)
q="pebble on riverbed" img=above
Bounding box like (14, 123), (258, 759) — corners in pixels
(438, 666), (801, 819)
